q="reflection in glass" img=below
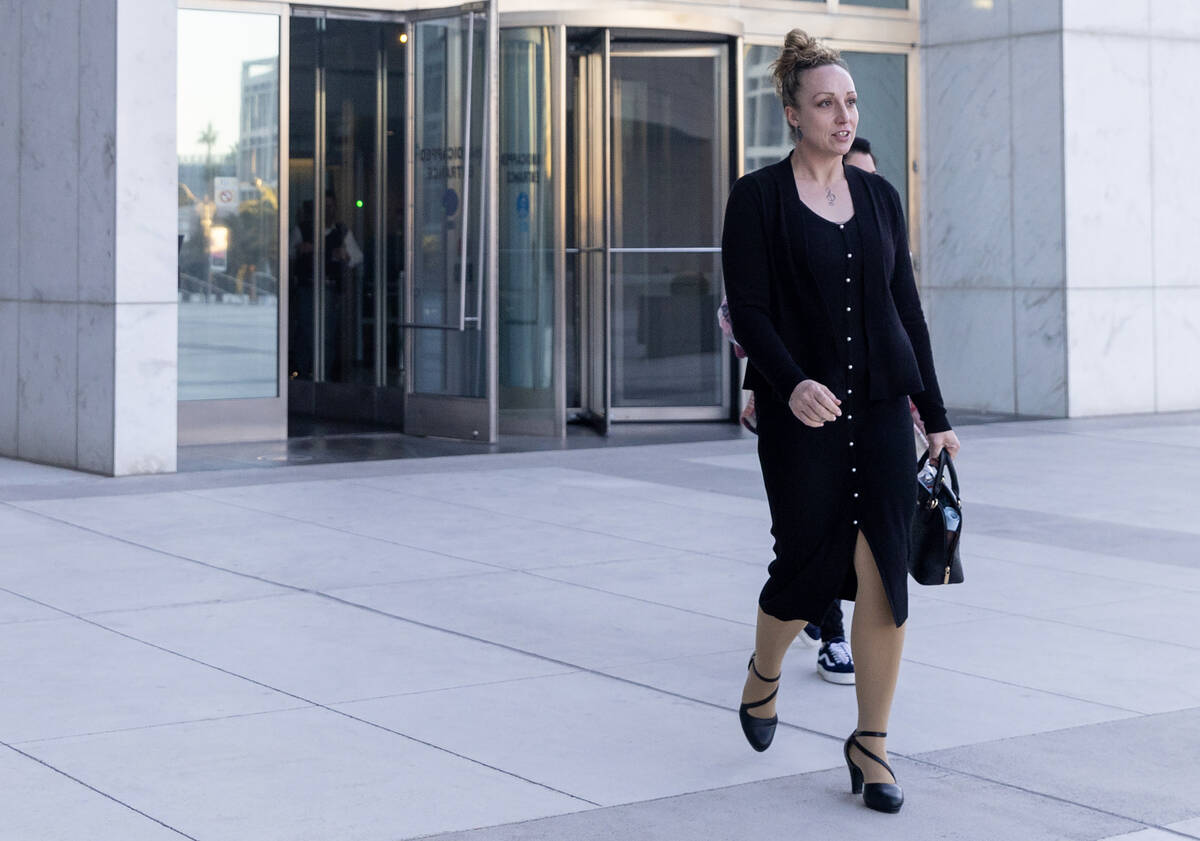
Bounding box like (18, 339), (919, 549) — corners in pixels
(744, 44), (791, 175)
(841, 0), (908, 8)
(610, 53), (724, 409)
(412, 14), (488, 398)
(612, 252), (723, 407)
(499, 28), (555, 415)
(177, 10), (280, 401)
(321, 19), (379, 387)
(842, 51), (908, 217)
(288, 19), (408, 395)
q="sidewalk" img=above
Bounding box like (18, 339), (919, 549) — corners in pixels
(2, 412), (1199, 841)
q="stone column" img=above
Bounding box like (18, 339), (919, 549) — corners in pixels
(922, 0), (1200, 418)
(920, 0), (1067, 418)
(1061, 0), (1200, 415)
(0, 0), (177, 475)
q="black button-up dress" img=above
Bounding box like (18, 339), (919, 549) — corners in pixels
(753, 194), (918, 628)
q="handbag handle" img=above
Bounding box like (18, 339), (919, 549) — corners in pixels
(917, 447), (960, 501)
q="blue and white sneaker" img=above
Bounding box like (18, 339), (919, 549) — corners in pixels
(817, 636), (856, 685)
(799, 622), (822, 648)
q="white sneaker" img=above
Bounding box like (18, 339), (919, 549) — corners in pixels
(817, 637), (856, 685)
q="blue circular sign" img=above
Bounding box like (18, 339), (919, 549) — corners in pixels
(442, 188), (459, 217)
(516, 191), (530, 219)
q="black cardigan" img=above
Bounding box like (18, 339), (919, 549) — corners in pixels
(721, 155), (950, 434)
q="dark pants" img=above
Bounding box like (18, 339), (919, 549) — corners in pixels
(819, 600), (846, 641)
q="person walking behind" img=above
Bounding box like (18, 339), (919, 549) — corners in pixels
(722, 30), (960, 813)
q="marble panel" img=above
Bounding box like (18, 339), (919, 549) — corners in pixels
(0, 0), (18, 301)
(112, 302), (176, 475)
(924, 287), (1016, 413)
(18, 0), (79, 302)
(0, 589), (60, 625)
(1063, 33), (1152, 288)
(1151, 0), (1200, 37)
(0, 749), (185, 841)
(1015, 287), (1067, 416)
(1010, 33), (1065, 288)
(77, 0), (117, 304)
(924, 0), (1011, 46)
(1154, 287), (1200, 412)
(610, 650), (1134, 757)
(922, 709), (1200, 825)
(1063, 0), (1150, 34)
(0, 616), (291, 743)
(75, 303), (114, 474)
(27, 707), (580, 841)
(1150, 39), (1200, 287)
(1010, 0), (1062, 35)
(906, 614), (1200, 713)
(96, 593), (572, 706)
(0, 301), (16, 454)
(0, 534), (285, 615)
(115, 0), (177, 304)
(336, 672), (835, 806)
(334, 572), (749, 670)
(924, 40), (1014, 290)
(1066, 287), (1155, 416)
(17, 302), (77, 466)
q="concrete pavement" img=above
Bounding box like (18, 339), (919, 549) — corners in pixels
(2, 412), (1199, 840)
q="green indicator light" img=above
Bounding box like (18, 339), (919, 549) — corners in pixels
(355, 200), (364, 208)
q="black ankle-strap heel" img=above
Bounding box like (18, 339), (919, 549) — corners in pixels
(844, 730), (904, 813)
(738, 654), (780, 752)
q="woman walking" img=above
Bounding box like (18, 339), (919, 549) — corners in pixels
(722, 30), (960, 813)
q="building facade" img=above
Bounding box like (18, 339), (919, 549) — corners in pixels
(1, 0), (1197, 475)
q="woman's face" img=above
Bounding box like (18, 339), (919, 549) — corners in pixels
(784, 64), (858, 158)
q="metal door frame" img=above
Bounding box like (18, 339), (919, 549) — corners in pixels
(564, 29), (612, 433)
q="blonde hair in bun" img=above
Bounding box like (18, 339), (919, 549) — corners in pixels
(771, 29), (847, 140)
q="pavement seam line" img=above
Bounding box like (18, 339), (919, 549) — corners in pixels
(337, 479), (766, 558)
(0, 586), (600, 808)
(6, 478), (1187, 824)
(903, 753), (1198, 840)
(10, 704), (315, 748)
(898, 655), (1148, 716)
(0, 741), (202, 840)
(966, 546), (1200, 593)
(6, 500), (1147, 740)
(907, 589), (1200, 657)
(192, 482), (771, 581)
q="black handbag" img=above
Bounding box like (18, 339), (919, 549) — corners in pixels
(909, 448), (964, 585)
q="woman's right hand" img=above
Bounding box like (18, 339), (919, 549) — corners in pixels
(788, 379), (842, 427)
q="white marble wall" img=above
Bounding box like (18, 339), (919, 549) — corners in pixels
(1061, 0), (1200, 415)
(924, 0), (1200, 418)
(921, 0), (1067, 417)
(0, 0), (177, 474)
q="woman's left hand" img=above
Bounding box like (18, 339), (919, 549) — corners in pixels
(927, 430), (961, 465)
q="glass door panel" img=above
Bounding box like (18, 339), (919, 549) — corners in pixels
(321, 19), (379, 389)
(498, 26), (560, 435)
(841, 51), (908, 217)
(404, 5), (497, 440)
(177, 7), (285, 444)
(178, 9), (281, 402)
(608, 47), (727, 416)
(288, 15), (405, 423)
